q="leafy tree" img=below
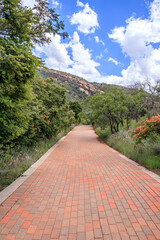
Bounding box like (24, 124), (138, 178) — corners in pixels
(87, 87), (128, 133)
(0, 39), (41, 143)
(31, 0), (68, 44)
(69, 101), (82, 120)
(86, 84), (157, 134)
(129, 88), (147, 122)
(16, 77), (75, 145)
(0, 0), (68, 45)
(0, 0), (68, 144)
(85, 94), (104, 127)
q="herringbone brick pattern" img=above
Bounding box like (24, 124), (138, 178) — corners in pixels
(0, 126), (160, 239)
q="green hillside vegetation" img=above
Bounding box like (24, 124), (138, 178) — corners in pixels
(39, 68), (133, 102)
(39, 69), (103, 101)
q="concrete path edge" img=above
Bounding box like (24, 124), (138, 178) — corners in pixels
(107, 145), (160, 183)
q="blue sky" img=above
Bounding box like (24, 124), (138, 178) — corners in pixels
(22, 0), (160, 86)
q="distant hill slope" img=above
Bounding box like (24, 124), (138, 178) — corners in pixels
(39, 69), (103, 101)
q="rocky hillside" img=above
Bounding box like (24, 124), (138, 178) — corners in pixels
(39, 69), (103, 101)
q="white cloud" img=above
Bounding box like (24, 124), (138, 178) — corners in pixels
(34, 32), (126, 84)
(96, 53), (103, 60)
(102, 40), (105, 46)
(94, 36), (105, 46)
(22, 0), (60, 8)
(70, 2), (99, 34)
(22, 0), (35, 8)
(108, 57), (120, 65)
(102, 75), (124, 85)
(34, 34), (73, 72)
(67, 32), (101, 81)
(94, 36), (99, 43)
(150, 0), (160, 22)
(77, 0), (84, 7)
(108, 0), (160, 85)
(34, 32), (102, 82)
(34, 31), (125, 84)
(52, 0), (59, 7)
(121, 47), (160, 86)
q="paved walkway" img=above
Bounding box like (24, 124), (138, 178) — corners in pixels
(0, 126), (160, 240)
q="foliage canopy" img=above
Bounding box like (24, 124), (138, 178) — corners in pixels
(0, 0), (69, 145)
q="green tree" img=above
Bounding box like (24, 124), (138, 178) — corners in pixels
(69, 101), (82, 120)
(0, 0), (68, 44)
(18, 77), (75, 145)
(0, 0), (68, 144)
(129, 88), (147, 122)
(87, 87), (128, 134)
(0, 39), (40, 143)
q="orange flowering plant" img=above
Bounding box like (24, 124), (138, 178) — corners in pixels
(130, 115), (160, 144)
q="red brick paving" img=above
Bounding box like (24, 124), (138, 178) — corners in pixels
(0, 126), (160, 240)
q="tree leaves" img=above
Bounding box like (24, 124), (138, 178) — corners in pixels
(0, 0), (69, 144)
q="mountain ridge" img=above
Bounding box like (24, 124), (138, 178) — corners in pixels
(39, 68), (104, 101)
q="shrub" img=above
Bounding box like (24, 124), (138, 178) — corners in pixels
(130, 115), (160, 144)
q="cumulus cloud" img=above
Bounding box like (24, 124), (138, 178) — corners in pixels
(34, 34), (73, 71)
(33, 31), (126, 84)
(121, 47), (160, 86)
(108, 0), (160, 85)
(70, 2), (99, 34)
(66, 32), (101, 81)
(108, 57), (120, 65)
(34, 32), (103, 82)
(94, 36), (105, 46)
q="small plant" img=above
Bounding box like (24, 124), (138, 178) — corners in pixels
(95, 128), (111, 141)
(130, 115), (160, 144)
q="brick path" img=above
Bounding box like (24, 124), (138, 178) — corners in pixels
(0, 126), (160, 240)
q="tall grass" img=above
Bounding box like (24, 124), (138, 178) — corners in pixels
(95, 127), (160, 174)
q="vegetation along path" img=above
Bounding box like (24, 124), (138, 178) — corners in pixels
(0, 126), (160, 240)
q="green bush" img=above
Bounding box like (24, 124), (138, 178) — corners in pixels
(95, 128), (111, 141)
(0, 76), (76, 147)
(131, 115), (160, 144)
(96, 128), (160, 171)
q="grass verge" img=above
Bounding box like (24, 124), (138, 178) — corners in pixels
(0, 126), (75, 191)
(95, 128), (160, 175)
